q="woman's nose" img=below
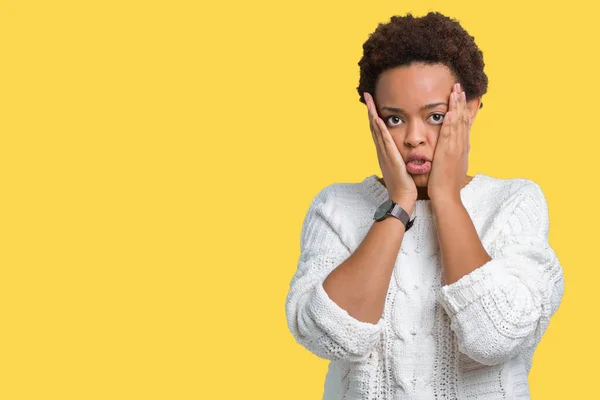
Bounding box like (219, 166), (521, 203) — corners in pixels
(404, 121), (425, 147)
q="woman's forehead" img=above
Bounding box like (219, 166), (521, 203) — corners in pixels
(375, 63), (455, 108)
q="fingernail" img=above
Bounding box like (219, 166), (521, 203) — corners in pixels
(457, 83), (462, 92)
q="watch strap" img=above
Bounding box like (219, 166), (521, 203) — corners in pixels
(405, 216), (416, 231)
(389, 202), (411, 226)
(374, 199), (416, 231)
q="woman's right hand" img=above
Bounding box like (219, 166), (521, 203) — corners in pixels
(364, 92), (417, 211)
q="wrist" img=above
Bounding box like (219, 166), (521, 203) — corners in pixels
(431, 195), (463, 213)
(390, 196), (415, 216)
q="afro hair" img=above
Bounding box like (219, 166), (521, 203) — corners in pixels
(357, 12), (488, 107)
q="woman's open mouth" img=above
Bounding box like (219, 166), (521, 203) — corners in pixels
(406, 160), (432, 174)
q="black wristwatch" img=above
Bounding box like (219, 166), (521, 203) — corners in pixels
(373, 199), (415, 231)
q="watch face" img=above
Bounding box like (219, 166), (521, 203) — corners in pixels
(374, 199), (393, 220)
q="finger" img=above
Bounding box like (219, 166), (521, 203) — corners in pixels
(365, 93), (385, 151)
(461, 90), (469, 149)
(376, 117), (401, 160)
(366, 93), (380, 125)
(459, 86), (468, 127)
(364, 93), (376, 131)
(373, 117), (387, 158)
(365, 92), (378, 114)
(452, 86), (462, 146)
(440, 110), (452, 141)
(457, 86), (469, 149)
(363, 93), (375, 134)
(365, 98), (384, 167)
(451, 85), (465, 147)
(439, 86), (456, 142)
(372, 119), (385, 160)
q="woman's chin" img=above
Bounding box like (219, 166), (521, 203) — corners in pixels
(411, 174), (429, 187)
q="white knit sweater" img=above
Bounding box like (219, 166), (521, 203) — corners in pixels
(285, 173), (564, 400)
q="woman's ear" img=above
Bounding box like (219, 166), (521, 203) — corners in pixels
(466, 97), (482, 126)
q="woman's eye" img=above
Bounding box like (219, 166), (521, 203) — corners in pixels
(428, 113), (445, 124)
(385, 116), (403, 126)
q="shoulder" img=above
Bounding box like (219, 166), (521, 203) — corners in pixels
(308, 177), (375, 211)
(301, 177), (376, 250)
(472, 173), (547, 215)
(475, 174), (550, 237)
(476, 173), (544, 201)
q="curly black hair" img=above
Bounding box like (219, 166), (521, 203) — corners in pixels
(357, 12), (487, 107)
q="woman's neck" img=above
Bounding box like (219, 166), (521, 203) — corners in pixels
(377, 175), (474, 201)
(417, 186), (430, 201)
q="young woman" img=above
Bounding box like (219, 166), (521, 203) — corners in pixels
(285, 12), (564, 400)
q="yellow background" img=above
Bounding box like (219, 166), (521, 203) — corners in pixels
(0, 0), (594, 398)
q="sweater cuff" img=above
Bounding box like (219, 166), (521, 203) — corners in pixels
(308, 281), (384, 353)
(437, 258), (512, 318)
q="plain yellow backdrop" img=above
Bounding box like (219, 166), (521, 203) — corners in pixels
(0, 0), (595, 398)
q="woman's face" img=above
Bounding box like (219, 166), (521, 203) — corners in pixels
(373, 63), (481, 188)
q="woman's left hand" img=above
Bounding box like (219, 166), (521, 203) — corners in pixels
(428, 82), (471, 203)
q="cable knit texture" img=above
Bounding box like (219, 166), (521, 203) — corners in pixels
(285, 173), (564, 400)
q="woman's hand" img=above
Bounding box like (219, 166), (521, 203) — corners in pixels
(364, 92), (417, 210)
(427, 83), (470, 204)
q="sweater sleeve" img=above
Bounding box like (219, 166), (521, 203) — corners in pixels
(285, 187), (384, 362)
(436, 182), (565, 366)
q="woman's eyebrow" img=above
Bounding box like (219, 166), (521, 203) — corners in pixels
(381, 102), (448, 113)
